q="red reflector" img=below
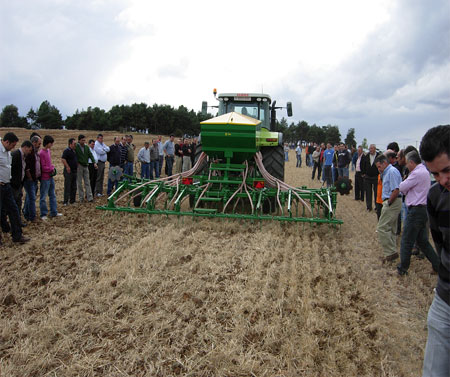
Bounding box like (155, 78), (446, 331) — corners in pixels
(253, 181), (265, 189)
(236, 93), (249, 97)
(266, 138), (278, 142)
(182, 178), (193, 185)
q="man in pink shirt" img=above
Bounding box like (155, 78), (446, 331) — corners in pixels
(396, 150), (440, 275)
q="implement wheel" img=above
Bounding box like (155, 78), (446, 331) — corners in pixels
(193, 143), (208, 175)
(261, 145), (285, 182)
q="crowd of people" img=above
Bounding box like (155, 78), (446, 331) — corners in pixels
(0, 132), (199, 245)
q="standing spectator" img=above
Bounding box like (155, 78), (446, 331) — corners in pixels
(419, 125), (450, 377)
(163, 135), (175, 176)
(10, 141), (32, 221)
(361, 144), (380, 212)
(375, 174), (383, 220)
(308, 143), (315, 167)
(39, 135), (61, 220)
(396, 151), (440, 275)
(61, 138), (78, 206)
(311, 147), (321, 180)
(182, 138), (192, 172)
(351, 147), (357, 171)
(88, 139), (98, 196)
(375, 154), (402, 261)
(322, 143), (334, 188)
(150, 139), (160, 179)
(93, 134), (109, 197)
(0, 133), (29, 243)
(284, 143), (289, 161)
(157, 135), (164, 176)
(387, 141), (400, 153)
(23, 136), (41, 222)
(174, 138), (183, 174)
(107, 137), (122, 195)
(337, 143), (351, 178)
(119, 136), (128, 170)
(137, 142), (151, 179)
(295, 143), (302, 167)
(75, 134), (96, 203)
(123, 135), (135, 177)
(354, 146), (365, 201)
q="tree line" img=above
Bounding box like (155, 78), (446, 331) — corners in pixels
(0, 101), (357, 146)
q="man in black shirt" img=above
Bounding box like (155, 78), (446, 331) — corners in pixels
(107, 136), (122, 195)
(61, 138), (78, 205)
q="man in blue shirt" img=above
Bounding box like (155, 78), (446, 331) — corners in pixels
(375, 154), (402, 261)
(322, 143), (335, 188)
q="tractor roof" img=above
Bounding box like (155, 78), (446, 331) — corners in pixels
(218, 93), (272, 103)
(200, 112), (261, 126)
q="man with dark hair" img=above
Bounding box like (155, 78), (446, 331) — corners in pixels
(23, 135), (41, 222)
(361, 144), (380, 212)
(61, 138), (78, 205)
(396, 151), (440, 275)
(337, 143), (351, 178)
(0, 133), (30, 244)
(387, 141), (400, 153)
(107, 136), (122, 195)
(419, 125), (450, 377)
(75, 134), (96, 202)
(375, 154), (402, 261)
(10, 140), (33, 220)
(93, 133), (109, 196)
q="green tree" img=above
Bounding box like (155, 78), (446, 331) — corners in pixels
(323, 125), (341, 145)
(344, 128), (357, 148)
(0, 104), (27, 128)
(361, 137), (368, 149)
(36, 100), (63, 129)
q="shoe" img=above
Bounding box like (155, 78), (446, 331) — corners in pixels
(96, 193), (103, 197)
(396, 266), (408, 276)
(383, 253), (399, 263)
(20, 222), (27, 227)
(41, 216), (48, 221)
(51, 213), (63, 217)
(63, 203), (68, 206)
(88, 199), (93, 202)
(367, 208), (372, 212)
(14, 236), (30, 244)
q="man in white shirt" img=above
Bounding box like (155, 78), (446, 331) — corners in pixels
(137, 142), (151, 179)
(93, 134), (110, 197)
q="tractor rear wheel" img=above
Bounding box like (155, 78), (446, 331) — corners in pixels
(261, 145), (285, 182)
(193, 143), (208, 175)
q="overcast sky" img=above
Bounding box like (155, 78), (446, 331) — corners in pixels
(1, 0), (449, 148)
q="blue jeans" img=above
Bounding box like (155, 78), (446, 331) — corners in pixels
(323, 166), (333, 187)
(23, 180), (37, 221)
(123, 161), (133, 177)
(165, 156), (174, 176)
(338, 167), (349, 177)
(150, 161), (160, 180)
(296, 154), (302, 167)
(39, 178), (57, 217)
(423, 293), (450, 377)
(398, 206), (440, 273)
(158, 156), (164, 175)
(284, 151), (289, 161)
(141, 162), (150, 179)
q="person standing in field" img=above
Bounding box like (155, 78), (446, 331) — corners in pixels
(361, 144), (380, 212)
(419, 125), (450, 377)
(174, 138), (183, 174)
(0, 132), (30, 244)
(123, 135), (135, 177)
(295, 143), (302, 168)
(93, 133), (109, 197)
(157, 135), (164, 176)
(23, 135), (41, 222)
(354, 146), (365, 202)
(322, 143), (335, 188)
(311, 147), (321, 180)
(88, 139), (98, 196)
(39, 135), (62, 220)
(150, 139), (160, 180)
(61, 138), (78, 206)
(182, 138), (192, 172)
(375, 154), (402, 262)
(75, 134), (96, 203)
(137, 141), (150, 179)
(163, 135), (175, 177)
(396, 150), (440, 276)
(337, 143), (351, 178)
(10, 140), (32, 223)
(107, 136), (122, 195)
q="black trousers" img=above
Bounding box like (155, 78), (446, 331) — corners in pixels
(364, 176), (378, 210)
(355, 171), (364, 201)
(89, 163), (97, 195)
(63, 169), (77, 204)
(312, 161), (321, 180)
(0, 183), (23, 241)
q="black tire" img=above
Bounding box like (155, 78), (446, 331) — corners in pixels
(261, 145), (285, 182)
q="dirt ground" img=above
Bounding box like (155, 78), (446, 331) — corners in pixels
(0, 129), (437, 376)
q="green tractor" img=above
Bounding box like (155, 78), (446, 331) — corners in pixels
(200, 91), (292, 181)
(97, 91), (343, 225)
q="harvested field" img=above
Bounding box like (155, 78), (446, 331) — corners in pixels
(0, 129), (436, 376)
